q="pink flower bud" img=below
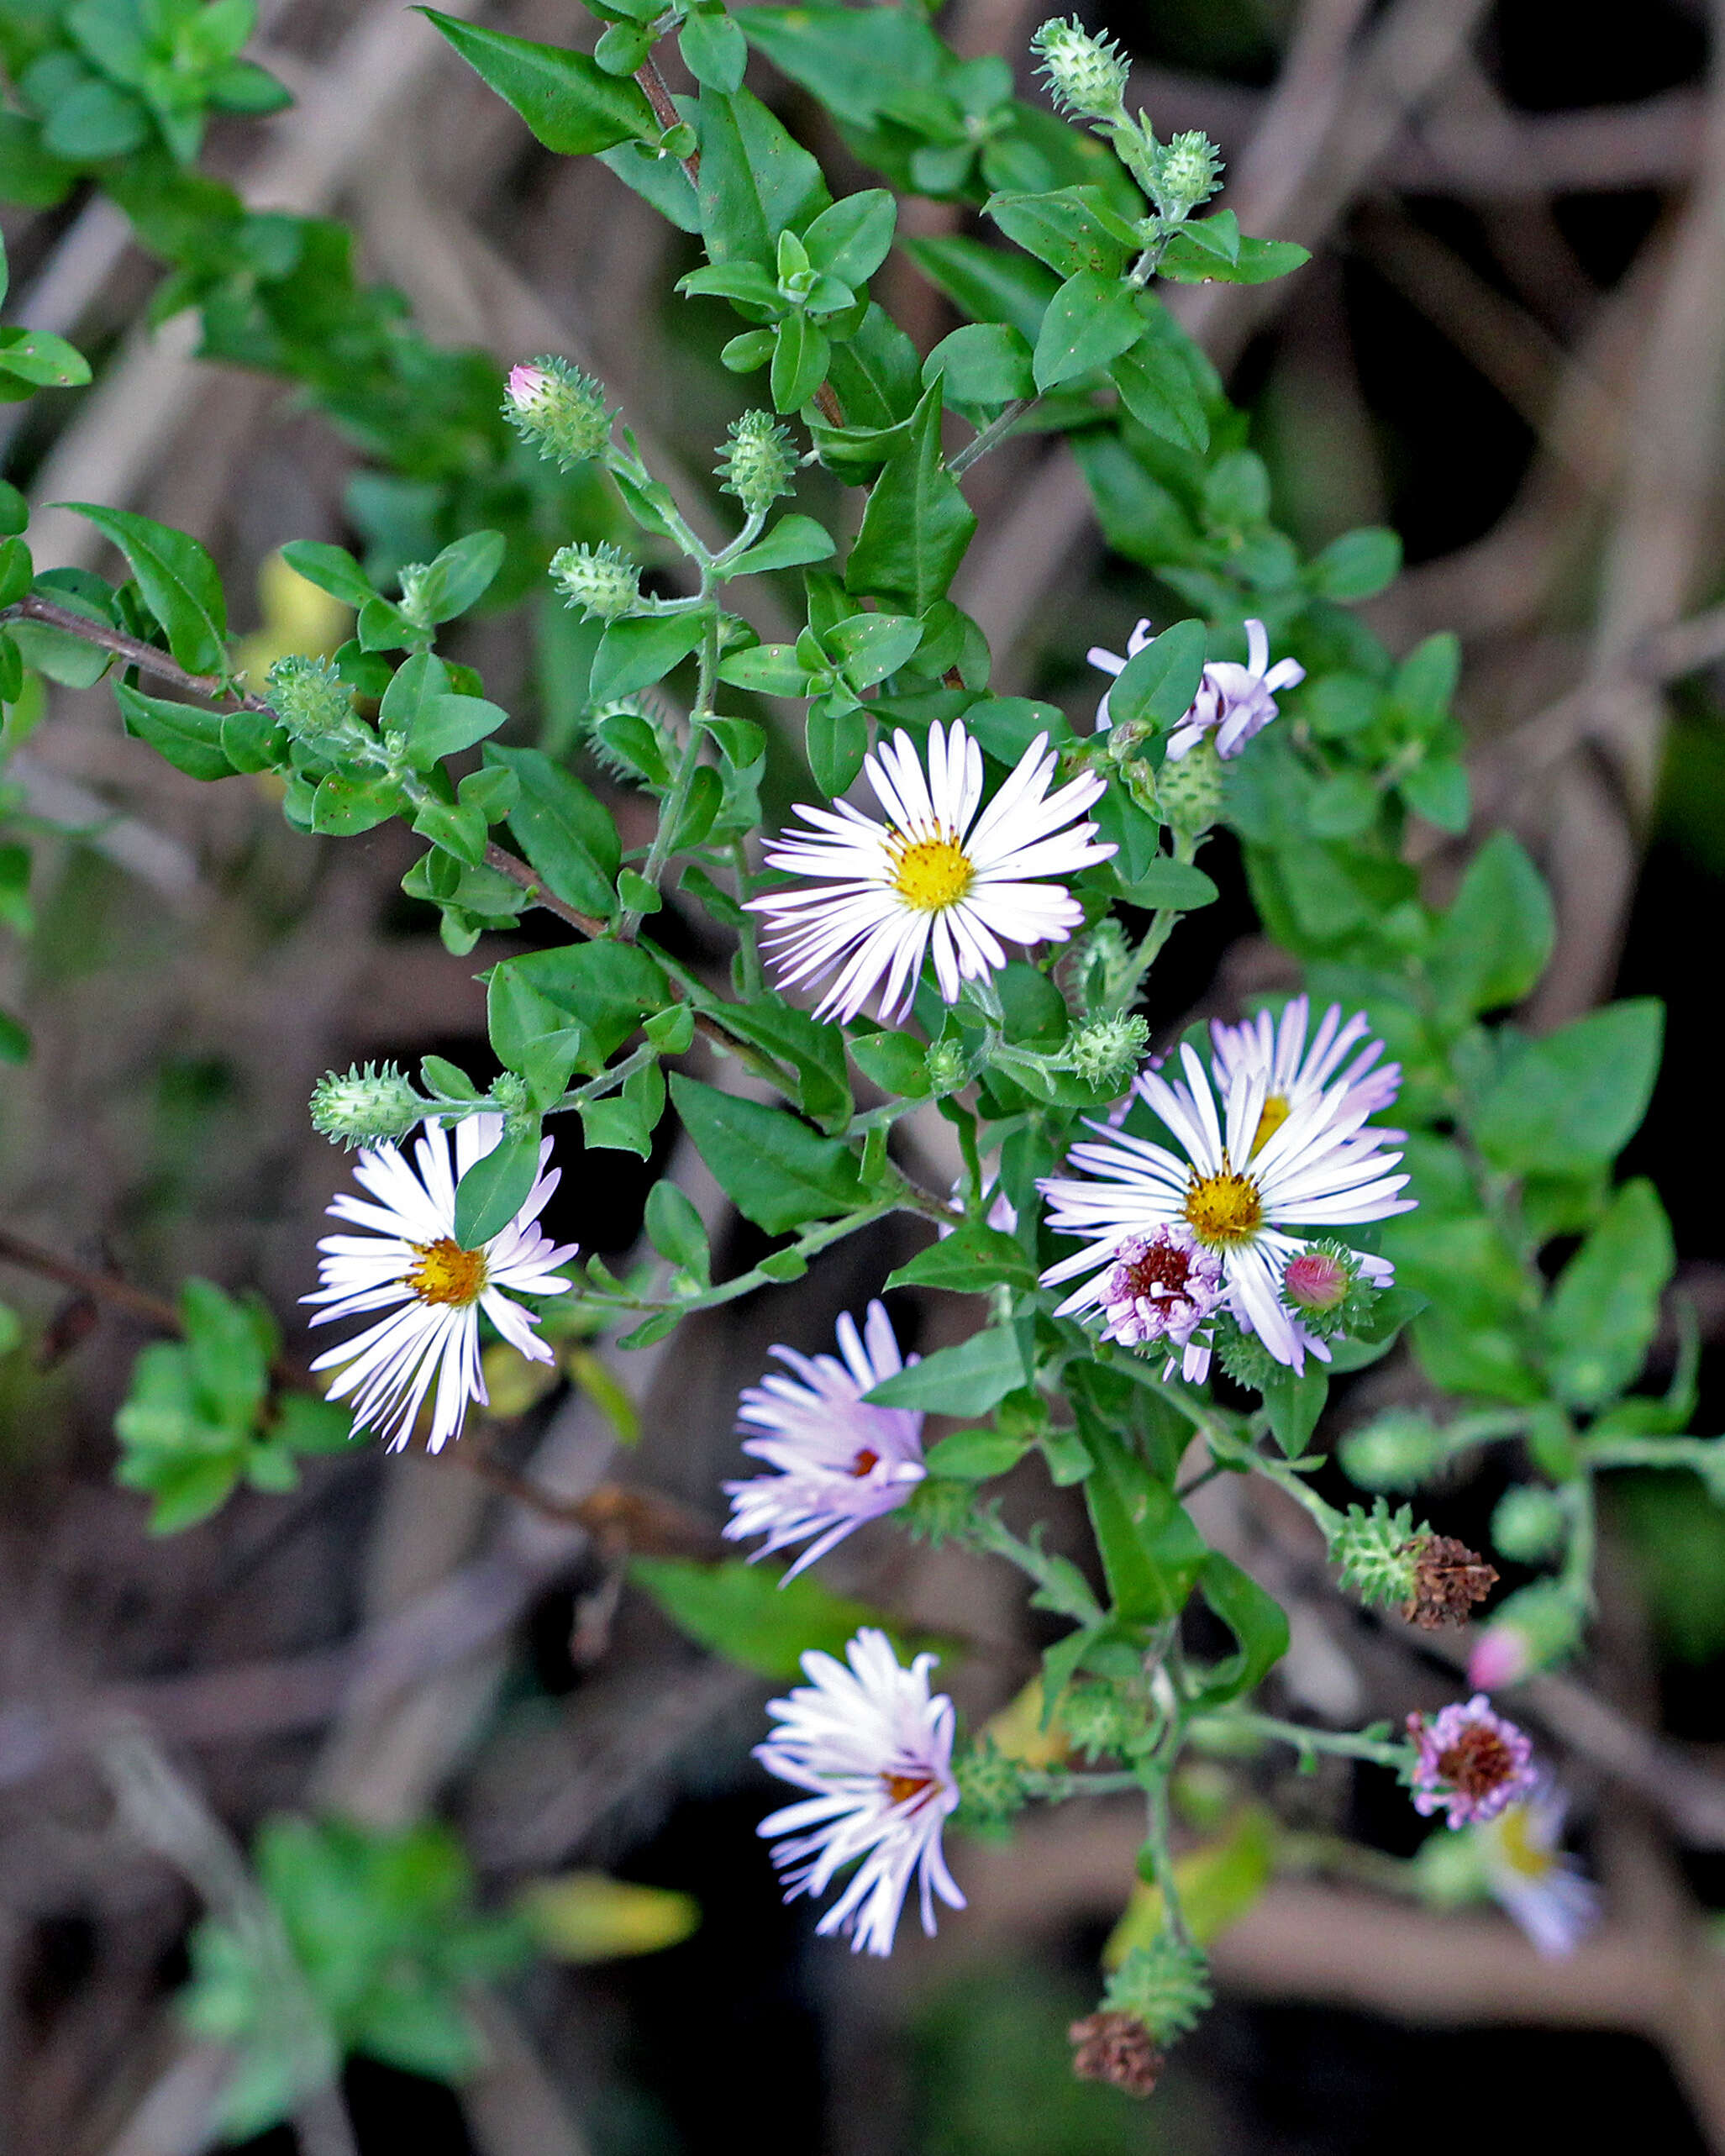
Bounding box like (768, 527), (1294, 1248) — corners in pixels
(1282, 1248), (1349, 1313)
(506, 362), (551, 411)
(1468, 1626), (1529, 1691)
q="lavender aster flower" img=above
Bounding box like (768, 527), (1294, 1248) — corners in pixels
(1479, 1785), (1601, 1958)
(1098, 1223), (1223, 1376)
(755, 1628), (965, 1956)
(1210, 994), (1402, 1148)
(1407, 1695), (1538, 1828)
(724, 1303), (925, 1580)
(1087, 618), (1304, 757)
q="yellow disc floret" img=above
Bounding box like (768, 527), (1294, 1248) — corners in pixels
(889, 833), (975, 912)
(1249, 1093), (1291, 1156)
(406, 1236), (490, 1307)
(1183, 1165), (1263, 1246)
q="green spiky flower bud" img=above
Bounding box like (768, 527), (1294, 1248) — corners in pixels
(1151, 736), (1224, 835)
(550, 541), (641, 623)
(1491, 1484), (1568, 1564)
(923, 1037), (973, 1096)
(1338, 1409), (1450, 1492)
(266, 654), (361, 755)
(310, 1062), (425, 1149)
(1103, 1932), (1213, 2044)
(1332, 1496), (1423, 1612)
(1031, 15), (1129, 123)
(902, 1474), (976, 1547)
(953, 1734), (1029, 1825)
(716, 410), (800, 516)
(503, 356), (614, 470)
(1060, 1012), (1149, 1092)
(1150, 131), (1223, 222)
(1058, 1679), (1142, 1762)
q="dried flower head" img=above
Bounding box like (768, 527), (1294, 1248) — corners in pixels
(1403, 1533), (1498, 1630)
(1070, 2012), (1164, 2099)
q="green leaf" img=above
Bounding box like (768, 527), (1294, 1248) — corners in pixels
(1542, 1179), (1674, 1408)
(1109, 856), (1217, 910)
(826, 610), (923, 689)
(1260, 1367), (1328, 1454)
(1033, 267), (1143, 390)
(42, 76), (147, 160)
(806, 699), (869, 797)
(770, 311), (831, 414)
(418, 11), (655, 152)
(886, 1224), (1034, 1294)
(719, 515), (836, 579)
(1186, 1552), (1290, 1707)
(452, 1128), (543, 1247)
(630, 1556), (902, 1680)
(1107, 616), (1206, 731)
(486, 745), (620, 921)
(923, 322), (1035, 408)
(1400, 755), (1470, 832)
(1081, 1426), (1205, 1624)
(315, 770), (404, 836)
(848, 381), (976, 613)
(1310, 527), (1401, 600)
(57, 502), (227, 676)
(696, 82), (829, 267)
(923, 1428), (1033, 1480)
(1426, 830), (1554, 1023)
(679, 8), (747, 90)
(706, 991), (852, 1131)
(1112, 323), (1208, 455)
(580, 1096), (654, 1158)
(406, 530), (505, 623)
(590, 612), (709, 702)
(905, 233), (1059, 344)
(115, 681), (236, 781)
(1391, 633), (1459, 727)
(0, 326), (92, 387)
(848, 1027), (932, 1097)
(985, 187), (1140, 277)
(669, 1074), (865, 1234)
(644, 1181), (712, 1282)
(863, 1327), (1028, 1415)
(802, 188), (897, 285)
(181, 1277), (271, 1433)
(508, 940), (667, 1065)
(1469, 1000), (1664, 1175)
(1160, 227), (1308, 284)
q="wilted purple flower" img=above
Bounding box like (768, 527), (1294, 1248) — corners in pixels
(1408, 1695), (1538, 1828)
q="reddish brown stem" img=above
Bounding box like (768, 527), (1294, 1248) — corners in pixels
(635, 55), (701, 183)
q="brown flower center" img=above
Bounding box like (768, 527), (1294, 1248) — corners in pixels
(1069, 2012), (1164, 2100)
(1436, 1722), (1517, 1801)
(1116, 1239), (1194, 1301)
(849, 1446), (881, 1478)
(405, 1236), (488, 1307)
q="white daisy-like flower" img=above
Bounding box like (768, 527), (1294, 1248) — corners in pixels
(1038, 1038), (1412, 1378)
(745, 719), (1114, 1023)
(1088, 617), (1303, 759)
(724, 1301), (926, 1580)
(1478, 1785), (1600, 1959)
(1210, 994), (1402, 1149)
(304, 1113), (577, 1454)
(755, 1628), (965, 1957)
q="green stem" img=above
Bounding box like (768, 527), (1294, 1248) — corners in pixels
(1020, 1769), (1144, 1800)
(1208, 1708), (1409, 1771)
(966, 1512), (1106, 1628)
(1119, 830), (1200, 1004)
(544, 1043), (658, 1117)
(1559, 1473), (1597, 1606)
(728, 838), (765, 994)
(949, 396), (1042, 478)
(621, 611), (720, 938)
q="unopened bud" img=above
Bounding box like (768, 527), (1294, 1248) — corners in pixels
(1467, 1580), (1585, 1689)
(1279, 1238), (1380, 1342)
(923, 1038), (971, 1095)
(716, 409), (800, 516)
(1338, 1408), (1449, 1492)
(266, 654), (360, 753)
(1059, 1679), (1140, 1761)
(550, 541), (641, 623)
(502, 355), (613, 469)
(1102, 1933), (1212, 2044)
(1491, 1484), (1567, 1564)
(1150, 131), (1223, 221)
(1031, 15), (1129, 123)
(310, 1062), (425, 1149)
(1060, 1011), (1148, 1091)
(1149, 735), (1223, 834)
(953, 1734), (1029, 1824)
(1284, 1248), (1349, 1313)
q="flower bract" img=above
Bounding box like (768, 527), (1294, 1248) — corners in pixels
(755, 1628), (965, 1956)
(304, 1114), (576, 1454)
(746, 720), (1113, 1023)
(724, 1301), (926, 1580)
(1039, 1030), (1411, 1377)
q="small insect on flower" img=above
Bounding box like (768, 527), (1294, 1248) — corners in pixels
(747, 719), (1114, 1023)
(724, 1302), (926, 1580)
(1478, 1785), (1601, 1958)
(1039, 1027), (1411, 1379)
(1408, 1695), (1538, 1828)
(1087, 618), (1304, 758)
(304, 1115), (577, 1454)
(755, 1628), (965, 1957)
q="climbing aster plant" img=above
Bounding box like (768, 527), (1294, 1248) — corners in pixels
(2, 0), (1718, 2110)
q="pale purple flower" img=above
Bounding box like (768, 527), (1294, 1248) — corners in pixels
(1039, 1039), (1412, 1379)
(305, 1115), (576, 1454)
(1087, 617), (1304, 758)
(1210, 995), (1402, 1138)
(505, 361), (552, 413)
(755, 1628), (965, 1956)
(724, 1302), (925, 1581)
(1098, 1223), (1223, 1378)
(938, 1181), (1019, 1238)
(1480, 1785), (1600, 1957)
(747, 721), (1114, 1023)
(1408, 1695), (1538, 1828)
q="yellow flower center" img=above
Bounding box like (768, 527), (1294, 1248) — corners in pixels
(1250, 1092), (1291, 1156)
(881, 1770), (933, 1808)
(889, 832), (974, 912)
(1494, 1806), (1553, 1880)
(406, 1236), (489, 1307)
(1183, 1164), (1263, 1247)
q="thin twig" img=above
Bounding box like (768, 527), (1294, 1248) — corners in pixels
(635, 55), (700, 183)
(0, 1228), (184, 1335)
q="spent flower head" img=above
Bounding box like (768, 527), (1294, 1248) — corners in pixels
(1407, 1696), (1538, 1828)
(1031, 15), (1129, 122)
(550, 541), (641, 623)
(310, 1063), (426, 1150)
(717, 410), (799, 515)
(502, 355), (613, 469)
(1070, 2013), (1164, 2099)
